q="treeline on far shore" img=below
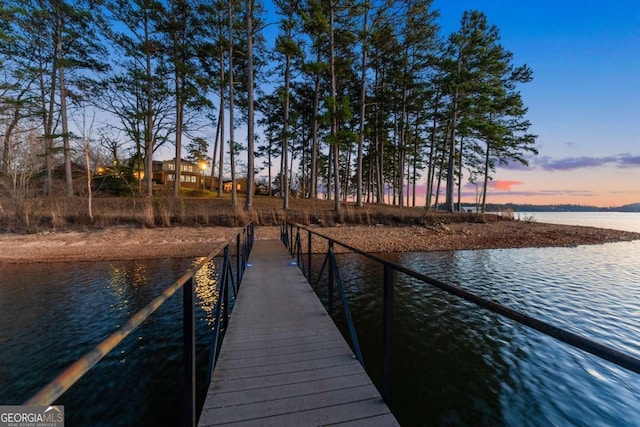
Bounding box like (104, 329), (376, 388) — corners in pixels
(469, 203), (640, 213)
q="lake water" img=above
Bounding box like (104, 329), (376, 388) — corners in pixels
(1, 212), (639, 426)
(317, 212), (640, 426)
(516, 211), (640, 232)
(0, 257), (223, 426)
(321, 243), (639, 426)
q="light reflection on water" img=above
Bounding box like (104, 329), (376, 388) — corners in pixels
(0, 257), (223, 427)
(194, 261), (220, 327)
(322, 241), (640, 426)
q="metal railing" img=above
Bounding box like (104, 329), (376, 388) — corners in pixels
(25, 222), (254, 427)
(281, 222), (640, 407)
(281, 222), (364, 366)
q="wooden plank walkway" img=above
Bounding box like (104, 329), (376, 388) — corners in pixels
(198, 239), (398, 427)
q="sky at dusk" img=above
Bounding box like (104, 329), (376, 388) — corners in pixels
(433, 0), (640, 207)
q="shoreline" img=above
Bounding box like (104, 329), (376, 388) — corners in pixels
(1, 221), (639, 264)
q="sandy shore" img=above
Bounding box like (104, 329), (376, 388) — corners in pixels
(1, 221), (639, 264)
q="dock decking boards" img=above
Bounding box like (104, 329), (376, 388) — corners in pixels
(198, 239), (398, 427)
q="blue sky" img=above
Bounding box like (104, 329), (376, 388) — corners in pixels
(434, 0), (640, 206)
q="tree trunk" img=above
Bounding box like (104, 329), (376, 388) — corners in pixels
(375, 87), (383, 202)
(210, 108), (221, 191)
(84, 138), (93, 221)
(412, 128), (418, 207)
(57, 14), (73, 197)
(41, 58), (56, 196)
(398, 46), (409, 208)
(310, 50), (321, 199)
(481, 142), (491, 213)
(268, 142), (272, 197)
(446, 88), (459, 212)
(172, 4), (184, 198)
(356, 3), (368, 207)
(144, 16), (154, 197)
(288, 151), (294, 196)
(435, 140), (447, 209)
(245, 0), (255, 210)
(1, 95), (23, 174)
(367, 153), (373, 204)
(326, 144), (332, 200)
(218, 41), (225, 198)
(376, 129), (383, 203)
(228, 0), (237, 209)
(173, 83), (182, 197)
(282, 51), (291, 210)
(301, 136), (306, 197)
(329, 3), (340, 214)
(457, 134), (463, 211)
(345, 143), (352, 202)
(425, 92), (440, 210)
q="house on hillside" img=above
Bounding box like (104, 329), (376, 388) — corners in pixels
(223, 178), (247, 194)
(95, 158), (251, 192)
(152, 159), (205, 189)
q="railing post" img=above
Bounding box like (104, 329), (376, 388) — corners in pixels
(307, 230), (312, 281)
(223, 246), (230, 327)
(183, 277), (196, 427)
(296, 227), (301, 269)
(382, 264), (394, 406)
(251, 222), (255, 251)
(236, 233), (241, 284)
(328, 241), (334, 316)
(244, 224), (251, 262)
(289, 223), (294, 254)
(240, 229), (245, 282)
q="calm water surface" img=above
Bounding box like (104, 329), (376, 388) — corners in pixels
(322, 239), (640, 426)
(517, 211), (640, 232)
(0, 258), (222, 426)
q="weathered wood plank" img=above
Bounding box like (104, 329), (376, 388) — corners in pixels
(207, 372), (372, 408)
(197, 239), (398, 427)
(200, 385), (382, 425)
(206, 364), (365, 394)
(210, 354), (361, 382)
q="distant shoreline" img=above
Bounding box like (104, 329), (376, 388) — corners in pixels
(1, 222), (639, 264)
(471, 203), (640, 213)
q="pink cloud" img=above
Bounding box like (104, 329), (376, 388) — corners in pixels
(489, 180), (525, 191)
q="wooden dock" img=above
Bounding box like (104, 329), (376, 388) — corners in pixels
(198, 239), (398, 426)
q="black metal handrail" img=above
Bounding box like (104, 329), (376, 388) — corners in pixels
(205, 224), (254, 383)
(25, 222), (255, 427)
(282, 222), (640, 407)
(280, 224), (364, 365)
